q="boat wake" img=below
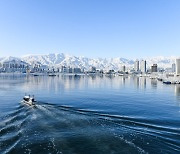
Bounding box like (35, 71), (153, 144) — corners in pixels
(0, 102), (179, 154)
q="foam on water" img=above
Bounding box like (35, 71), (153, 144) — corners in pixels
(0, 101), (179, 154)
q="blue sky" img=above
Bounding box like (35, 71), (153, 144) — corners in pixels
(0, 0), (180, 58)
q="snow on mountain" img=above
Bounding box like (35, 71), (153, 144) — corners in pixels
(0, 56), (29, 65)
(0, 56), (22, 63)
(145, 56), (176, 69)
(0, 53), (178, 70)
(22, 53), (136, 70)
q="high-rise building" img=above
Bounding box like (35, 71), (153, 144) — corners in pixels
(172, 63), (176, 73)
(121, 65), (126, 72)
(134, 60), (139, 72)
(151, 64), (157, 72)
(122, 65), (126, 72)
(140, 60), (147, 73)
(176, 58), (180, 75)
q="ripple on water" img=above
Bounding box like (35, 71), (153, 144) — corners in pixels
(0, 102), (179, 154)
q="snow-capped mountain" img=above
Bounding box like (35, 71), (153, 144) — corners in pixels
(145, 56), (177, 69)
(0, 56), (29, 66)
(0, 53), (178, 70)
(0, 56), (22, 63)
(22, 53), (135, 70)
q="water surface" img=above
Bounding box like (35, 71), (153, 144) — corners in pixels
(0, 74), (179, 153)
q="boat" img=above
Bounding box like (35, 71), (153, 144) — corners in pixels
(157, 78), (163, 81)
(33, 73), (40, 76)
(48, 73), (56, 76)
(176, 81), (180, 84)
(163, 81), (171, 84)
(21, 94), (36, 106)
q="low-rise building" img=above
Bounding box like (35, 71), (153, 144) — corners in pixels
(151, 64), (158, 72)
(73, 68), (82, 73)
(2, 60), (29, 72)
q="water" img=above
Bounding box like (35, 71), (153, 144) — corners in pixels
(0, 74), (179, 154)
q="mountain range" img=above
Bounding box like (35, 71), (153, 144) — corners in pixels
(0, 53), (177, 70)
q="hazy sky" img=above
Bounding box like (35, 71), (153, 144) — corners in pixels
(0, 0), (180, 58)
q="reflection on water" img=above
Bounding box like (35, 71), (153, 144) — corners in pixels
(151, 79), (157, 88)
(174, 84), (180, 106)
(0, 74), (180, 153)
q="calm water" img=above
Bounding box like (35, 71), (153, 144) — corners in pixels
(0, 74), (179, 154)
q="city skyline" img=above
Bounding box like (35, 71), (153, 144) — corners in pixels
(0, 0), (180, 58)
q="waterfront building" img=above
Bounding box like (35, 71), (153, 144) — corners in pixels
(61, 66), (68, 73)
(140, 60), (147, 73)
(134, 60), (139, 72)
(73, 68), (82, 73)
(122, 65), (126, 72)
(151, 64), (158, 72)
(176, 58), (180, 75)
(172, 63), (176, 73)
(2, 60), (29, 72)
(91, 66), (96, 73)
(68, 67), (73, 73)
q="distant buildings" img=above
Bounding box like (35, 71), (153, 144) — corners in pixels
(151, 64), (158, 72)
(176, 58), (180, 75)
(140, 60), (147, 73)
(172, 63), (176, 73)
(2, 60), (29, 73)
(61, 66), (69, 73)
(1, 57), (180, 76)
(134, 59), (147, 73)
(60, 66), (83, 73)
(134, 60), (139, 72)
(122, 65), (126, 72)
(29, 61), (48, 73)
(91, 66), (96, 73)
(73, 68), (82, 73)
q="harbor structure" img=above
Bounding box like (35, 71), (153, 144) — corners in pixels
(176, 58), (180, 75)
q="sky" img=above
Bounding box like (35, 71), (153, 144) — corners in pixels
(0, 0), (180, 59)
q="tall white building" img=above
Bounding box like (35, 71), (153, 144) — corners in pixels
(140, 60), (146, 73)
(134, 60), (139, 72)
(172, 63), (176, 73)
(176, 58), (180, 75)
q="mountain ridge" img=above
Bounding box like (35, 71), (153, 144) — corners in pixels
(0, 53), (178, 70)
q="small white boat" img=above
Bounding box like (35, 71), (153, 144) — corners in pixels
(21, 95), (36, 106)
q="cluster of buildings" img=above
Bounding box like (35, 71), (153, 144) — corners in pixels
(0, 58), (180, 75)
(0, 60), (29, 73)
(133, 59), (158, 73)
(134, 60), (147, 73)
(133, 58), (180, 75)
